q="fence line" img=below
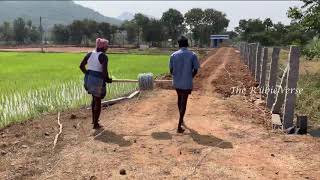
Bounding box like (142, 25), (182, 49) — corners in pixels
(238, 42), (303, 133)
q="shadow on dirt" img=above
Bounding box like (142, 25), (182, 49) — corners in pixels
(310, 128), (320, 137)
(151, 132), (172, 140)
(94, 129), (132, 147)
(151, 127), (233, 149)
(185, 126), (233, 149)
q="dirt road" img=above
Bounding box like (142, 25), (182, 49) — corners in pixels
(1, 47), (319, 179)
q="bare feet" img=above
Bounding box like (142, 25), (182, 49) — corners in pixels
(93, 123), (102, 129)
(177, 127), (185, 133)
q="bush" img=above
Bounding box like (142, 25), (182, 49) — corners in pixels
(297, 73), (320, 124)
(302, 36), (320, 60)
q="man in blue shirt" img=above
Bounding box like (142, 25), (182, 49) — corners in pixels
(169, 36), (200, 133)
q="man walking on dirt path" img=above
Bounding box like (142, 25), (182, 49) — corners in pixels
(169, 36), (200, 133)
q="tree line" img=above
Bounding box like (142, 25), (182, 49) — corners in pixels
(0, 8), (230, 47)
(235, 0), (320, 59)
(0, 17), (42, 44)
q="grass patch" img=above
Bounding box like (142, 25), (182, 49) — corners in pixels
(297, 72), (320, 124)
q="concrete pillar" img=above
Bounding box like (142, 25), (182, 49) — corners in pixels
(248, 44), (254, 70)
(259, 48), (268, 92)
(266, 47), (280, 109)
(282, 46), (300, 129)
(250, 43), (257, 75)
(255, 44), (262, 82)
(245, 43), (249, 63)
(246, 44), (250, 65)
(272, 66), (288, 114)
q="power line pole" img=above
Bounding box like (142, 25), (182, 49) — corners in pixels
(39, 16), (44, 52)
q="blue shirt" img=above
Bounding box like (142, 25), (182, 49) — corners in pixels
(169, 48), (200, 90)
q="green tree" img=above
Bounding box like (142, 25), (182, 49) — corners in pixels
(68, 20), (85, 44)
(263, 18), (273, 30)
(201, 8), (229, 46)
(25, 20), (40, 43)
(288, 0), (320, 33)
(83, 19), (99, 44)
(161, 8), (185, 47)
(121, 20), (137, 44)
(98, 22), (111, 40)
(185, 8), (204, 45)
(13, 17), (28, 44)
(142, 19), (165, 47)
(235, 18), (266, 42)
(0, 22), (13, 43)
(185, 8), (229, 47)
(133, 13), (150, 46)
(52, 24), (69, 44)
(110, 25), (119, 44)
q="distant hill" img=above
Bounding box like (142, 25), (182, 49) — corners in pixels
(0, 1), (122, 29)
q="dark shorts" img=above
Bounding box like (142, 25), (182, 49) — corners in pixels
(176, 88), (192, 95)
(84, 70), (106, 98)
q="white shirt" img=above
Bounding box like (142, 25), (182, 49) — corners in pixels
(87, 51), (103, 72)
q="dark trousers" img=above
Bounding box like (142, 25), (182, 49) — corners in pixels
(176, 89), (191, 128)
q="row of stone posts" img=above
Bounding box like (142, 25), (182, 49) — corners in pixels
(239, 42), (301, 131)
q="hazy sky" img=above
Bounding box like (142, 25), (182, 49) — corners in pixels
(74, 1), (303, 30)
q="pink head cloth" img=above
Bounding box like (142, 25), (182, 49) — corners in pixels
(96, 38), (109, 49)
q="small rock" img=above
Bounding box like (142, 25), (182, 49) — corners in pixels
(133, 139), (137, 143)
(0, 143), (7, 148)
(70, 114), (76, 119)
(113, 148), (117, 152)
(254, 99), (265, 106)
(21, 145), (28, 148)
(271, 154), (275, 157)
(1, 150), (7, 155)
(15, 134), (21, 138)
(140, 144), (146, 148)
(44, 132), (50, 136)
(179, 151), (182, 155)
(119, 169), (126, 175)
(275, 171), (279, 175)
(89, 175), (97, 180)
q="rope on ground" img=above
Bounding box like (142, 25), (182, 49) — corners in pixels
(182, 141), (225, 180)
(45, 113), (117, 177)
(52, 112), (62, 150)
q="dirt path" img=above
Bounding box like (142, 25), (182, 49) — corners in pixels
(1, 47), (320, 180)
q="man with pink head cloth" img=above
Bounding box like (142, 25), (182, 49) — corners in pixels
(80, 38), (112, 129)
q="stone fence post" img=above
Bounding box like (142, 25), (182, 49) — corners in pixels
(259, 48), (268, 92)
(266, 48), (280, 109)
(255, 44), (262, 82)
(282, 46), (300, 130)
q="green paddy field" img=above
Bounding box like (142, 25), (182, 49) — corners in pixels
(0, 52), (169, 127)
